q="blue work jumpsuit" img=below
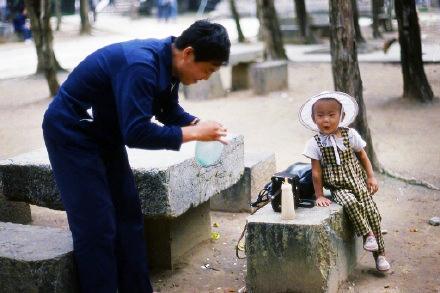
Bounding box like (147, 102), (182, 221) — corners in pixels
(42, 37), (196, 293)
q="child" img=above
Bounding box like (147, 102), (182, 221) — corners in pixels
(300, 91), (390, 272)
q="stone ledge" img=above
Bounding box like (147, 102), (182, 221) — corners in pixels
(0, 135), (244, 218)
(246, 204), (361, 293)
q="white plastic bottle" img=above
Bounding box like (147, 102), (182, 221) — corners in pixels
(281, 179), (295, 220)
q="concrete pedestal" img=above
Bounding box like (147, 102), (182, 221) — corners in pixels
(250, 60), (288, 95)
(211, 152), (276, 213)
(246, 204), (362, 293)
(144, 201), (211, 269)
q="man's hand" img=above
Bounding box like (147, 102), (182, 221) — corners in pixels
(367, 176), (379, 195)
(316, 196), (331, 207)
(182, 120), (228, 144)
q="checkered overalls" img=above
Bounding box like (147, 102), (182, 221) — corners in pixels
(314, 128), (385, 255)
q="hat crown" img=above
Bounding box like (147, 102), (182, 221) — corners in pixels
(299, 91), (358, 132)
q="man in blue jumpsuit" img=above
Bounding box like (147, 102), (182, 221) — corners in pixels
(42, 20), (230, 293)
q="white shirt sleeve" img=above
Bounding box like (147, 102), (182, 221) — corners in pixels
(348, 128), (367, 152)
(302, 137), (321, 161)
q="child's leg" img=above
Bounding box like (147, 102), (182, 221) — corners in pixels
(363, 196), (385, 255)
(333, 189), (371, 237)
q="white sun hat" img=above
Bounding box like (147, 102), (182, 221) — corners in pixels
(298, 91), (359, 132)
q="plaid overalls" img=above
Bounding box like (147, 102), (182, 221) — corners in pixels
(314, 128), (385, 255)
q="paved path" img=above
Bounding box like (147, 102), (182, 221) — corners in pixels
(0, 13), (438, 80)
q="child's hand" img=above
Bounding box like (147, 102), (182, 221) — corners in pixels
(367, 176), (379, 195)
(316, 196), (331, 207)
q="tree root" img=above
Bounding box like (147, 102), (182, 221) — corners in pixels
(378, 166), (440, 191)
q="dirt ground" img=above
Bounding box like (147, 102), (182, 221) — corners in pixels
(1, 21), (440, 293)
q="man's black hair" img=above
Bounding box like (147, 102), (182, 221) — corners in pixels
(175, 20), (231, 65)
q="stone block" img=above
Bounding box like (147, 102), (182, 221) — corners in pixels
(231, 62), (252, 91)
(0, 135), (244, 218)
(182, 71), (226, 100)
(229, 44), (263, 91)
(0, 193), (31, 224)
(211, 152), (276, 213)
(144, 201), (211, 269)
(0, 222), (78, 293)
(246, 204), (362, 293)
(250, 61), (288, 95)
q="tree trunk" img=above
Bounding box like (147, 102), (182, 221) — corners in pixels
(25, 0), (60, 96)
(229, 0), (246, 43)
(80, 0), (92, 35)
(371, 0), (382, 38)
(55, 0), (61, 31)
(352, 0), (365, 43)
(329, 0), (381, 171)
(395, 0), (433, 102)
(294, 0), (315, 44)
(256, 0), (287, 60)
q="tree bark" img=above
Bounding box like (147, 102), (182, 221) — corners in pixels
(25, 0), (60, 96)
(256, 0), (287, 60)
(352, 0), (365, 43)
(329, 0), (381, 170)
(80, 0), (92, 35)
(371, 0), (382, 38)
(395, 0), (433, 102)
(294, 0), (315, 44)
(229, 0), (246, 43)
(55, 0), (61, 31)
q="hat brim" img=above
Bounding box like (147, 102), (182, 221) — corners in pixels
(299, 91), (359, 132)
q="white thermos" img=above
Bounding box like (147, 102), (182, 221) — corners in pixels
(281, 178), (295, 220)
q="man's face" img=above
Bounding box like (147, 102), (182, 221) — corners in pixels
(177, 47), (220, 85)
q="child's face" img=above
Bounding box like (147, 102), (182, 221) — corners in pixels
(312, 99), (343, 135)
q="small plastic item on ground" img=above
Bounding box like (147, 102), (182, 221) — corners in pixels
(195, 141), (224, 167)
(428, 216), (440, 226)
(409, 228), (418, 232)
(213, 222), (220, 227)
(211, 231), (220, 240)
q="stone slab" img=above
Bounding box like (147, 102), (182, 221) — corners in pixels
(144, 201), (211, 269)
(250, 60), (289, 95)
(0, 135), (244, 218)
(182, 71), (226, 100)
(0, 222), (78, 293)
(246, 204), (361, 293)
(211, 152), (276, 213)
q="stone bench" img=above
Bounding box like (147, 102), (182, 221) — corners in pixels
(246, 204), (361, 293)
(0, 222), (78, 293)
(0, 134), (244, 269)
(182, 44), (264, 99)
(229, 44), (264, 91)
(250, 60), (289, 95)
(211, 152), (276, 213)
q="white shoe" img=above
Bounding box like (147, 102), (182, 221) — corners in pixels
(376, 255), (391, 271)
(363, 235), (379, 251)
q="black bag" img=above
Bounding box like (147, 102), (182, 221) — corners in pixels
(251, 162), (315, 211)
